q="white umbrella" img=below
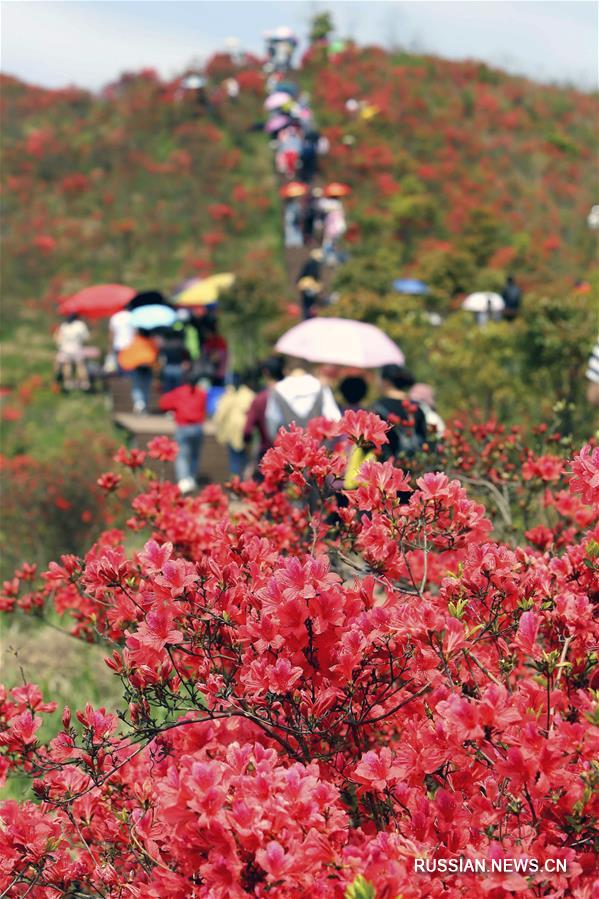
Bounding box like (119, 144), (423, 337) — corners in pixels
(587, 205), (599, 230)
(462, 292), (505, 313)
(275, 317), (405, 368)
(182, 74), (206, 90)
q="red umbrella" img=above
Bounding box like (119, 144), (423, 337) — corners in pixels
(58, 284), (135, 320)
(324, 182), (351, 198)
(280, 181), (308, 199)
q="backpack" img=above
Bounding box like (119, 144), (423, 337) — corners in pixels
(344, 399), (425, 490)
(372, 399), (426, 459)
(118, 335), (158, 372)
(267, 386), (324, 437)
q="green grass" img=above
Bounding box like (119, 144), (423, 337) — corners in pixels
(0, 611), (124, 800)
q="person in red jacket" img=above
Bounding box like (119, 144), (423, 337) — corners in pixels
(159, 369), (207, 494)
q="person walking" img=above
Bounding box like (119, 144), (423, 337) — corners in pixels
(276, 126), (301, 179)
(321, 197), (346, 264)
(118, 331), (158, 413)
(372, 365), (427, 461)
(243, 356), (285, 470)
(159, 327), (190, 393)
(299, 131), (319, 183)
(297, 248), (322, 282)
(213, 374), (256, 477)
(345, 365), (426, 491)
(339, 375), (368, 411)
(265, 360), (340, 439)
(159, 368), (207, 494)
(409, 382), (446, 438)
(201, 319), (229, 387)
(502, 275), (522, 320)
(284, 196), (304, 248)
(586, 333), (599, 408)
(107, 308), (134, 370)
(55, 313), (90, 391)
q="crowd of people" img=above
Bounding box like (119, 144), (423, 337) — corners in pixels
(167, 354), (444, 494)
(51, 25), (598, 496)
(55, 296), (229, 410)
(261, 44), (349, 313)
(47, 25), (511, 495)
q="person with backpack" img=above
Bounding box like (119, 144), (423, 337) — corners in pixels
(299, 131), (319, 183)
(345, 365), (427, 490)
(372, 365), (427, 460)
(265, 360), (341, 440)
(159, 327), (190, 393)
(118, 329), (159, 414)
(502, 275), (522, 320)
(159, 367), (207, 494)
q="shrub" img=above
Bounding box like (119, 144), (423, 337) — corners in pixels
(1, 433), (122, 577)
(1, 416), (597, 897)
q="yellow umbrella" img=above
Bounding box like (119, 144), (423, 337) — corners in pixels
(176, 273), (235, 306)
(360, 104), (380, 121)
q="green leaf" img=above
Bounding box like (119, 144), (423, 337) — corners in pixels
(345, 875), (376, 899)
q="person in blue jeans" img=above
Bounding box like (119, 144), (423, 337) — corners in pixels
(159, 328), (190, 394)
(159, 369), (207, 494)
(131, 365), (153, 413)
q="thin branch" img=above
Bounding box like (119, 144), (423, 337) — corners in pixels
(555, 636), (573, 685)
(359, 684), (430, 725)
(463, 649), (502, 686)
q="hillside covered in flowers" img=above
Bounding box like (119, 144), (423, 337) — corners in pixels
(3, 42), (597, 328)
(1, 20), (599, 898)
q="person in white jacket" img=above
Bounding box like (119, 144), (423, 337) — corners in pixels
(265, 361), (341, 440)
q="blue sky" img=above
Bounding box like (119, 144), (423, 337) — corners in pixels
(1, 1), (597, 91)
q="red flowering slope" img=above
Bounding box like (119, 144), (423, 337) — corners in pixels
(1, 418), (598, 897)
(3, 44), (597, 330)
(302, 43), (598, 292)
(1, 58), (283, 334)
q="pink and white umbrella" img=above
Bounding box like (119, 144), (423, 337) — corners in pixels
(264, 91), (292, 110)
(276, 317), (404, 368)
(266, 114), (291, 133)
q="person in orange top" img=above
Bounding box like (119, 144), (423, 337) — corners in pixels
(159, 368), (207, 494)
(118, 330), (159, 414)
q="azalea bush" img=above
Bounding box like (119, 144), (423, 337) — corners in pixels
(329, 287), (597, 437)
(1, 414), (598, 897)
(0, 433), (126, 578)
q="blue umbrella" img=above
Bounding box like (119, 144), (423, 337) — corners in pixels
(130, 305), (177, 330)
(275, 81), (299, 97)
(393, 278), (429, 296)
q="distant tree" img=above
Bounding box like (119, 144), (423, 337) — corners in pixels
(218, 258), (285, 370)
(420, 247), (478, 299)
(390, 192), (439, 247)
(309, 11), (335, 44)
(458, 207), (507, 267)
(333, 247), (402, 295)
